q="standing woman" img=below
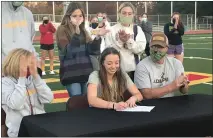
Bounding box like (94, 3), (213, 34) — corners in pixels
(164, 12), (185, 63)
(56, 2), (108, 97)
(104, 2), (146, 81)
(39, 16), (56, 75)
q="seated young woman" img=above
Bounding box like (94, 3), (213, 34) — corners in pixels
(87, 47), (143, 111)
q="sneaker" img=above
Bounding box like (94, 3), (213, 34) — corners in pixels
(49, 70), (55, 75)
(42, 71), (46, 76)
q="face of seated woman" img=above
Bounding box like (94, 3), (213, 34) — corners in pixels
(103, 54), (120, 76)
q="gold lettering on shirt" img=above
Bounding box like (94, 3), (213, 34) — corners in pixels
(3, 20), (28, 28)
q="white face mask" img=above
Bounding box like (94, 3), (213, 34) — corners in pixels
(142, 18), (147, 22)
(12, 2), (23, 7)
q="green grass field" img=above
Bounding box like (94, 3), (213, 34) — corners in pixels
(33, 33), (212, 113)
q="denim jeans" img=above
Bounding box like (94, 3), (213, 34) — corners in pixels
(65, 83), (87, 97)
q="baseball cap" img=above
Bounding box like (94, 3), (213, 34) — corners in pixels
(43, 16), (49, 21)
(149, 33), (168, 47)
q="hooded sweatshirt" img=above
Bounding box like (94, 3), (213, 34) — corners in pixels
(2, 75), (53, 137)
(2, 2), (37, 61)
(104, 23), (146, 72)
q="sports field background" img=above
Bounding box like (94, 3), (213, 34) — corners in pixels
(33, 33), (212, 113)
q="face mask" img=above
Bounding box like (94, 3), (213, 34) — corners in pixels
(142, 18), (147, 22)
(91, 23), (98, 29)
(12, 2), (23, 7)
(172, 18), (176, 24)
(119, 14), (133, 24)
(97, 17), (103, 23)
(150, 49), (167, 62)
(43, 20), (49, 24)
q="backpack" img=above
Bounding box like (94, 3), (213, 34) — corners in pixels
(133, 25), (140, 64)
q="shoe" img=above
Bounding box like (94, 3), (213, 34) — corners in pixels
(49, 70), (55, 75)
(42, 71), (46, 76)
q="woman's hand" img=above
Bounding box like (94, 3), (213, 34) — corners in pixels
(118, 30), (130, 43)
(97, 27), (110, 36)
(126, 96), (137, 108)
(70, 17), (83, 34)
(114, 102), (128, 111)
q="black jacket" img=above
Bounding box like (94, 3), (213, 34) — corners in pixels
(164, 22), (185, 45)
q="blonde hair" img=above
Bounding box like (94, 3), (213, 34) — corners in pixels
(2, 48), (32, 79)
(117, 2), (136, 22)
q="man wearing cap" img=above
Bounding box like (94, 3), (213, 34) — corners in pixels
(134, 33), (189, 99)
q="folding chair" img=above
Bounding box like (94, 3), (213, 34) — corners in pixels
(66, 95), (89, 111)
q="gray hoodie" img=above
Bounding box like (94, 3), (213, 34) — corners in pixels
(2, 75), (53, 137)
(2, 2), (37, 61)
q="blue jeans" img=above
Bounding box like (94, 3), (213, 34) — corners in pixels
(65, 83), (87, 97)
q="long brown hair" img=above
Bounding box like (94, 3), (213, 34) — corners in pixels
(99, 47), (127, 102)
(172, 12), (184, 28)
(56, 2), (92, 48)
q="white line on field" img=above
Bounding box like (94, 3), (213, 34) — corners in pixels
(185, 37), (212, 39)
(185, 42), (212, 45)
(185, 48), (212, 50)
(184, 56), (212, 61)
(202, 82), (213, 85)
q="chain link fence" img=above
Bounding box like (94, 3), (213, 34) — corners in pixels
(33, 14), (212, 31)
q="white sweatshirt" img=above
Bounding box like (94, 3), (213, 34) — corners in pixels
(104, 23), (146, 72)
(1, 75), (53, 137)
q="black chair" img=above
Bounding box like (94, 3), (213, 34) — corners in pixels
(66, 95), (89, 111)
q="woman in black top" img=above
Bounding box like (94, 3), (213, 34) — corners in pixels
(164, 12), (185, 63)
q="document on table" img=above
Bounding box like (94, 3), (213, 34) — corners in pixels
(118, 106), (155, 112)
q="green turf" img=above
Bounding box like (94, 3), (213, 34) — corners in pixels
(34, 34), (212, 112)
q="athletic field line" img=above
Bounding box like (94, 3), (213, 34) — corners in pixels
(202, 82), (213, 85)
(184, 56), (212, 61)
(184, 42), (212, 45)
(184, 48), (212, 50)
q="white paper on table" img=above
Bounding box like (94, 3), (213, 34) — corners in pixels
(118, 106), (155, 112)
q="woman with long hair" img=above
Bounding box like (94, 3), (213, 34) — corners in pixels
(56, 2), (109, 97)
(2, 48), (53, 137)
(164, 12), (185, 63)
(87, 47), (143, 111)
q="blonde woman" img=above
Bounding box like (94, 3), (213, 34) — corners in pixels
(2, 48), (53, 137)
(104, 2), (146, 81)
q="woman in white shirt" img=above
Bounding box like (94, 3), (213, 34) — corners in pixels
(104, 2), (146, 80)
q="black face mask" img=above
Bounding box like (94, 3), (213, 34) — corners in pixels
(172, 18), (176, 24)
(91, 23), (99, 29)
(43, 20), (49, 24)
